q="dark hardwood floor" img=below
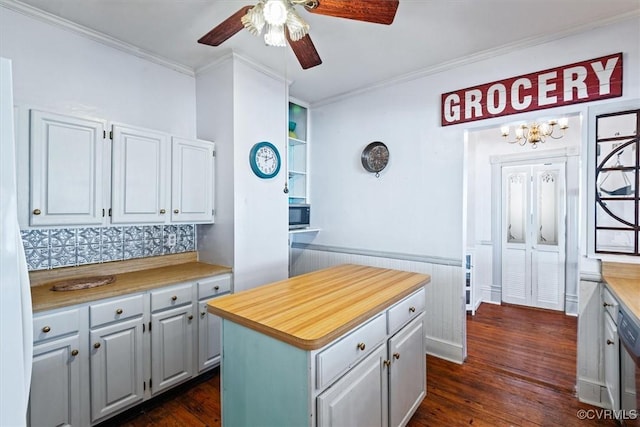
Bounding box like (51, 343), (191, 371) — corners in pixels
(109, 303), (614, 427)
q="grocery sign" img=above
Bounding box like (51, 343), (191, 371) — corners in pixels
(441, 52), (623, 126)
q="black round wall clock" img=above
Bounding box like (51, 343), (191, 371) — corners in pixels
(361, 141), (389, 177)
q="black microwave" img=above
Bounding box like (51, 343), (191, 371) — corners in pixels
(289, 204), (310, 229)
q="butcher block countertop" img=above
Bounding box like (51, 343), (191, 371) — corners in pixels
(602, 262), (640, 322)
(30, 252), (231, 312)
(207, 264), (431, 351)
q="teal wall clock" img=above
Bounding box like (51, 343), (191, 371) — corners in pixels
(249, 141), (281, 179)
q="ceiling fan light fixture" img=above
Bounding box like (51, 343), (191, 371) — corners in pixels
(264, 24), (287, 47)
(285, 6), (310, 41)
(241, 2), (265, 36)
(263, 0), (288, 25)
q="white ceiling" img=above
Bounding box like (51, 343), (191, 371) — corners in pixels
(4, 0), (640, 104)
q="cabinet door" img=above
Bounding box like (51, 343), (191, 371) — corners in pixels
(198, 300), (221, 372)
(111, 124), (169, 224)
(29, 334), (81, 427)
(151, 303), (195, 394)
(603, 311), (620, 410)
(30, 110), (105, 226)
(388, 315), (425, 427)
(171, 137), (214, 223)
(90, 317), (144, 422)
(317, 344), (388, 427)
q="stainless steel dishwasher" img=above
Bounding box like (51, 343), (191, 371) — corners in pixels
(619, 306), (639, 425)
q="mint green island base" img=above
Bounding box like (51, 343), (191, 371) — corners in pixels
(221, 320), (311, 427)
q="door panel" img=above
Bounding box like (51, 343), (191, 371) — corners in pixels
(502, 163), (565, 310)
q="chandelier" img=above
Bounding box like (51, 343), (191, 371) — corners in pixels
(500, 118), (569, 148)
(241, 0), (314, 47)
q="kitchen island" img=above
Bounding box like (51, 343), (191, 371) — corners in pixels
(207, 264), (431, 427)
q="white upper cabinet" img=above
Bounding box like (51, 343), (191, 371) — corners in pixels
(29, 110), (106, 226)
(27, 109), (216, 227)
(111, 124), (170, 224)
(171, 137), (215, 223)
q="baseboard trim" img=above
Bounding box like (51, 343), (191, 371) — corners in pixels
(426, 336), (464, 364)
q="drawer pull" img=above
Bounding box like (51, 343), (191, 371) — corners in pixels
(357, 342), (366, 351)
(71, 349), (79, 357)
(393, 352), (400, 360)
(606, 339), (615, 346)
(214, 285), (220, 291)
(115, 308), (123, 315)
(383, 360), (391, 368)
(409, 306), (416, 313)
(188, 315), (194, 321)
(42, 326), (51, 333)
(93, 342), (101, 349)
(171, 295), (178, 301)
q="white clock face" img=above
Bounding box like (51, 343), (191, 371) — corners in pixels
(255, 145), (279, 175)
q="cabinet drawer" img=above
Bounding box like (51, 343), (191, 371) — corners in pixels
(316, 313), (386, 390)
(198, 274), (232, 300)
(90, 294), (144, 328)
(33, 308), (80, 343)
(151, 282), (193, 312)
(602, 286), (619, 322)
(388, 288), (425, 335)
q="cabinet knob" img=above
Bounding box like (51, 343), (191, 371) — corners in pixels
(93, 342), (101, 349)
(171, 295), (178, 301)
(357, 342), (366, 351)
(409, 306), (416, 313)
(214, 286), (220, 291)
(115, 308), (123, 315)
(383, 360), (391, 368)
(188, 315), (194, 321)
(33, 208), (41, 215)
(603, 302), (612, 307)
(41, 326), (51, 333)
(393, 352), (400, 360)
(160, 209), (166, 214)
(71, 349), (79, 357)
(201, 311), (206, 317)
(606, 339), (615, 345)
(173, 209), (179, 214)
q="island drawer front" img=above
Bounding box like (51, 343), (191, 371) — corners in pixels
(151, 282), (193, 312)
(33, 308), (80, 343)
(90, 294), (144, 328)
(602, 286), (618, 321)
(316, 313), (386, 390)
(387, 288), (425, 335)
(198, 274), (232, 300)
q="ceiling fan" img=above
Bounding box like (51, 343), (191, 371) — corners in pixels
(198, 0), (400, 70)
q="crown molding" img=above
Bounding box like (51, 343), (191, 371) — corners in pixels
(0, 0), (195, 77)
(195, 51), (293, 86)
(311, 10), (640, 108)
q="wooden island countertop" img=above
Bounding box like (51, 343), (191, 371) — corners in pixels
(207, 264), (431, 350)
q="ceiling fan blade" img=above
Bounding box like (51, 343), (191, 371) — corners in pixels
(287, 33), (322, 69)
(306, 0), (399, 25)
(198, 5), (252, 46)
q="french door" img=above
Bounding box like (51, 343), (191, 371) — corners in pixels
(501, 163), (566, 311)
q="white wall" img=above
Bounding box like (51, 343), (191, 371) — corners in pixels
(0, 7), (197, 227)
(299, 16), (640, 362)
(196, 56), (289, 292)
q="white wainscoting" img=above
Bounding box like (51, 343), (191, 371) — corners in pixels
(290, 244), (465, 364)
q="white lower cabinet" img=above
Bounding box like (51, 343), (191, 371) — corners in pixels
(150, 283), (195, 395)
(90, 316), (145, 422)
(29, 307), (86, 427)
(317, 344), (389, 427)
(28, 273), (232, 426)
